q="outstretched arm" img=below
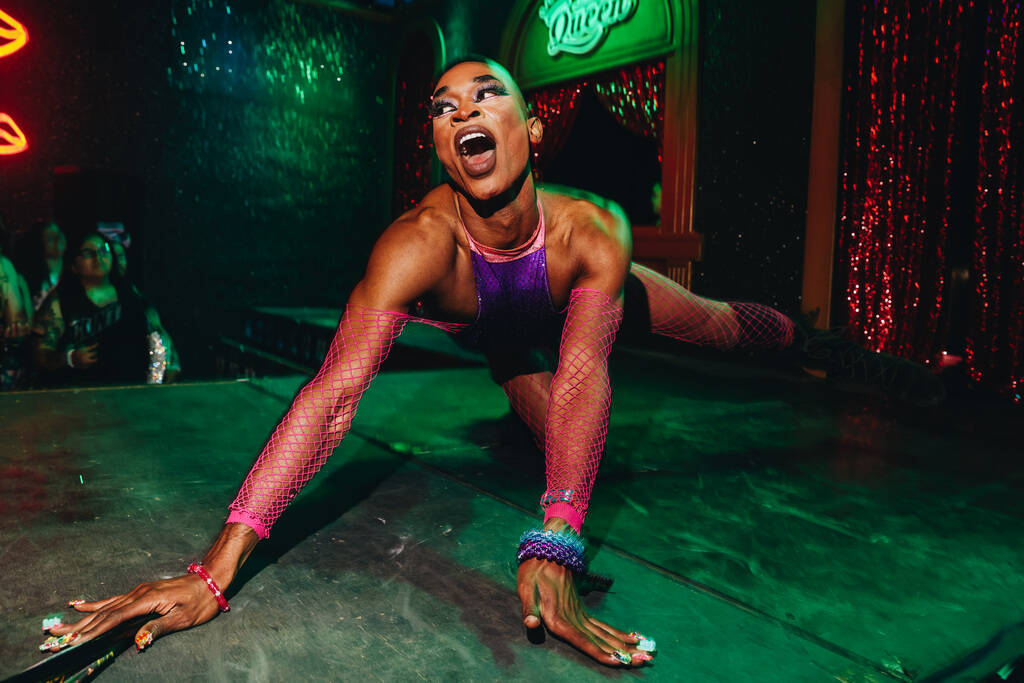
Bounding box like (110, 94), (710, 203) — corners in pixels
(541, 198), (631, 530)
(516, 203), (655, 667)
(227, 304), (410, 536)
(540, 288), (623, 531)
(48, 212), (454, 652)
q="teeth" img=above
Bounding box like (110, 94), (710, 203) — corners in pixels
(459, 132), (486, 145)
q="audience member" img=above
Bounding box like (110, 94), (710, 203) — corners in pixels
(31, 232), (175, 386)
(14, 219), (66, 313)
(0, 216), (31, 390)
(1, 257), (31, 390)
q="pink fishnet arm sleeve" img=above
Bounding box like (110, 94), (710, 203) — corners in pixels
(542, 288), (623, 532)
(227, 305), (409, 538)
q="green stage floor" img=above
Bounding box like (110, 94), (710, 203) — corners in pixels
(1, 345), (1022, 681)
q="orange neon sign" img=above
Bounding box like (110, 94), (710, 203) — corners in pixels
(1, 9), (29, 154)
(0, 113), (27, 154)
(0, 8), (28, 58)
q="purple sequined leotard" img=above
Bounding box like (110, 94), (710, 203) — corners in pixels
(457, 199), (564, 363)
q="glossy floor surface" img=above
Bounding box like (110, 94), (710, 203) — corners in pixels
(1, 331), (1022, 681)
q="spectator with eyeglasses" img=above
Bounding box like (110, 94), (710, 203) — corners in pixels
(31, 231), (172, 386)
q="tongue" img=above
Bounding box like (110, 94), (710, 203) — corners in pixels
(462, 148), (496, 177)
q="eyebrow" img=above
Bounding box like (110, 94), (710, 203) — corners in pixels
(431, 74), (503, 100)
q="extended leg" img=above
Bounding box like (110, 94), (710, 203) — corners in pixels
(629, 263), (944, 405)
(630, 263), (795, 350)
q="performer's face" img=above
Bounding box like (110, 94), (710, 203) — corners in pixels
(430, 61), (541, 201)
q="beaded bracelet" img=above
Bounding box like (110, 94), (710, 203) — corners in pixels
(187, 563), (230, 612)
(516, 528), (587, 575)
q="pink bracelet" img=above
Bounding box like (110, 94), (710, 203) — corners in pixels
(187, 563), (230, 612)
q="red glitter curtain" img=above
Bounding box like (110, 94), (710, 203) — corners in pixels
(969, 0), (1024, 400)
(526, 81), (587, 180)
(839, 0), (969, 362)
(591, 60), (665, 161)
(393, 35), (435, 216)
(526, 61), (665, 178)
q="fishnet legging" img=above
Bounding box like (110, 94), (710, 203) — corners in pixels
(228, 306), (418, 538)
(504, 266), (796, 530)
(631, 263), (795, 350)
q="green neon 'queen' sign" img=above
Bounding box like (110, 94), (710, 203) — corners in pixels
(539, 0), (638, 56)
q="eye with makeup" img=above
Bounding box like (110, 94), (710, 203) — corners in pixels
(476, 83), (509, 100)
(429, 83), (510, 119)
(429, 99), (455, 119)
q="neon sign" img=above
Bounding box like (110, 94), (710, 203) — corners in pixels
(0, 112), (27, 154)
(1, 9), (28, 154)
(539, 0), (636, 56)
(0, 8), (28, 58)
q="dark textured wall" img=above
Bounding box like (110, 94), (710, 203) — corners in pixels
(428, 0), (520, 63)
(0, 0), (395, 373)
(692, 0), (816, 311)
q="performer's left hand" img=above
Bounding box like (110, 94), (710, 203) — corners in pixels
(516, 522), (653, 667)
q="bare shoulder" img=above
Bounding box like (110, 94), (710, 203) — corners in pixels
(540, 186), (631, 258)
(540, 186), (631, 295)
(376, 197), (457, 258)
(351, 187), (459, 311)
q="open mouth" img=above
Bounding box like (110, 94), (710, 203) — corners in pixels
(456, 127), (497, 178)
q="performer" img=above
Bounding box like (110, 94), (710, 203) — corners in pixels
(44, 57), (939, 667)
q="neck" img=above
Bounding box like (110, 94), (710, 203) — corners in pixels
(455, 168), (539, 250)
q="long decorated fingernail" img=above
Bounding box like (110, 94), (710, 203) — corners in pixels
(612, 650), (631, 665)
(629, 632), (657, 652)
(67, 599), (85, 607)
(135, 631), (153, 652)
(38, 632), (77, 652)
(633, 652), (654, 663)
(41, 615), (63, 631)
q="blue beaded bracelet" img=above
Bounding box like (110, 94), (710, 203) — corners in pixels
(516, 528), (587, 574)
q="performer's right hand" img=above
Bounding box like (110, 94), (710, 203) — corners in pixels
(45, 523), (258, 651)
(46, 572), (223, 650)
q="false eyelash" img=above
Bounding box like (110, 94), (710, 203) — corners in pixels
(428, 84), (510, 119)
(428, 100), (453, 118)
(477, 84), (508, 98)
